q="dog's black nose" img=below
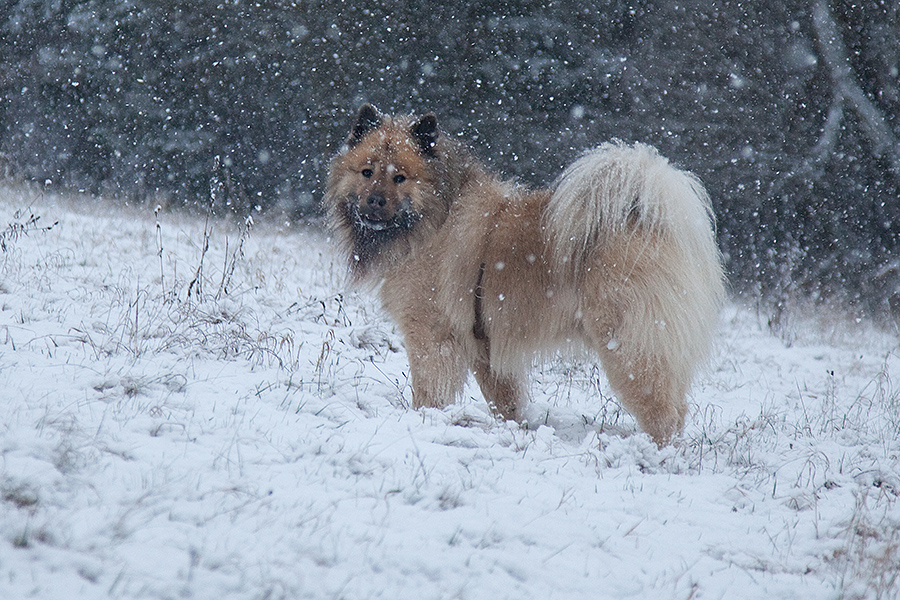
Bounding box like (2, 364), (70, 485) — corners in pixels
(367, 194), (387, 208)
(359, 195), (390, 224)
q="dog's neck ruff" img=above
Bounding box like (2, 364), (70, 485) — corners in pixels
(343, 202), (424, 279)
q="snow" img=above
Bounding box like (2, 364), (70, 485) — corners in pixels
(1, 186), (898, 599)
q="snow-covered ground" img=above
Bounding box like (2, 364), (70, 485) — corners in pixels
(1, 185), (898, 600)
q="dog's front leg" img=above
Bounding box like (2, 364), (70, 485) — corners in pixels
(379, 268), (469, 411)
(403, 330), (468, 411)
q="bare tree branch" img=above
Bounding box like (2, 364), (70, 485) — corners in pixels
(810, 97), (844, 163)
(812, 0), (900, 178)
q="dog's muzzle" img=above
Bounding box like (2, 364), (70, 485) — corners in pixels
(352, 197), (418, 232)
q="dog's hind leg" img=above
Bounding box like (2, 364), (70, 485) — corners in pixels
(472, 359), (526, 422)
(593, 345), (689, 446)
(579, 246), (694, 446)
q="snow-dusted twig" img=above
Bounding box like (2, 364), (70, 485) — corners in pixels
(0, 210), (57, 252)
(187, 160), (222, 301)
(216, 213), (253, 300)
(154, 204), (166, 298)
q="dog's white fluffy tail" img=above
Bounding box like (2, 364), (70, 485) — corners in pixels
(548, 142), (718, 270)
(547, 141), (726, 377)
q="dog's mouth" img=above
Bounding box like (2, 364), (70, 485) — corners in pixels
(351, 199), (419, 233)
(355, 212), (395, 231)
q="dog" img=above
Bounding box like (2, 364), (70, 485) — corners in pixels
(324, 104), (725, 445)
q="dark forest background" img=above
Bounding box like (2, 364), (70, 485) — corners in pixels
(1, 0), (899, 320)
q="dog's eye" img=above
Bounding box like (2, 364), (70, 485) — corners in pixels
(361, 168), (373, 178)
(393, 174), (406, 184)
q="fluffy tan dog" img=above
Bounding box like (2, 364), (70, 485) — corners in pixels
(325, 104), (725, 445)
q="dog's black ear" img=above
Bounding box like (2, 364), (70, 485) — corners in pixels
(348, 104), (382, 147)
(411, 113), (438, 156)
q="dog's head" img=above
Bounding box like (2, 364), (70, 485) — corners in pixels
(325, 104), (449, 276)
(334, 104), (438, 231)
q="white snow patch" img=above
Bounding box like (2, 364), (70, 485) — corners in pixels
(0, 185), (898, 600)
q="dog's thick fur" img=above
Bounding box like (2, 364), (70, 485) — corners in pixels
(325, 104), (725, 445)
